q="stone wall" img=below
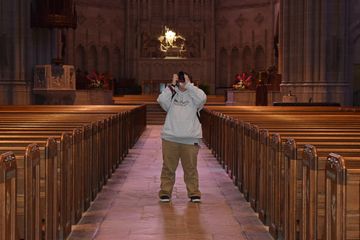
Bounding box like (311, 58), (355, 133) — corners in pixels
(123, 0), (216, 92)
(0, 0), (360, 105)
(279, 0), (357, 105)
(71, 0), (125, 79)
(350, 0), (360, 105)
(215, 0), (277, 90)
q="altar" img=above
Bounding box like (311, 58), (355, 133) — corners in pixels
(226, 89), (281, 106)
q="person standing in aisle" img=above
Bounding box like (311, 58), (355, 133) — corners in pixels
(157, 71), (207, 203)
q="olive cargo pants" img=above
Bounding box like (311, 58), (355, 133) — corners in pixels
(159, 139), (201, 198)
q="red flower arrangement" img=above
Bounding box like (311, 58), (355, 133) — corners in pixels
(86, 70), (111, 89)
(233, 72), (254, 90)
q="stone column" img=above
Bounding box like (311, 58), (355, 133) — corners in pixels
(207, 0), (216, 92)
(303, 0), (314, 83)
(280, 0), (350, 105)
(124, 0), (134, 78)
(278, 0), (284, 75)
(0, 0), (11, 81)
(66, 29), (75, 65)
(280, 0), (290, 83)
(1, 0), (29, 104)
(296, 0), (304, 84)
(288, 1), (297, 84)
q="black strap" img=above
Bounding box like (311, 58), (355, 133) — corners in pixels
(168, 85), (177, 100)
(171, 91), (177, 101)
(197, 111), (201, 124)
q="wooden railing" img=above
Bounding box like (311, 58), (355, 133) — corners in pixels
(0, 105), (146, 240)
(201, 106), (360, 240)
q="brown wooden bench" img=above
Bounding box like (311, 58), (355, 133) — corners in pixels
(0, 135), (69, 239)
(204, 107), (358, 240)
(301, 145), (360, 240)
(247, 127), (360, 239)
(0, 105), (146, 240)
(0, 145), (41, 240)
(325, 153), (360, 239)
(0, 125), (96, 231)
(0, 152), (17, 240)
(0, 138), (58, 240)
(255, 132), (360, 237)
(281, 137), (360, 240)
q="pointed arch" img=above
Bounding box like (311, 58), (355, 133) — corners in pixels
(242, 46), (252, 73)
(75, 45), (86, 71)
(219, 48), (228, 87)
(88, 45), (98, 72)
(113, 47), (122, 78)
(255, 45), (266, 71)
(231, 47), (240, 83)
(101, 46), (110, 73)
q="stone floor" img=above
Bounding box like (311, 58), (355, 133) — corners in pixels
(69, 125), (272, 240)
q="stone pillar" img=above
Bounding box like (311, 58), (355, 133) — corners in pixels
(0, 0), (32, 104)
(280, 0), (290, 84)
(278, 0), (283, 75)
(66, 29), (75, 65)
(204, 0), (216, 93)
(280, 0), (351, 105)
(303, 0), (313, 83)
(124, 0), (133, 78)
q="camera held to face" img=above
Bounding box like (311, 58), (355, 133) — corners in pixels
(177, 71), (186, 83)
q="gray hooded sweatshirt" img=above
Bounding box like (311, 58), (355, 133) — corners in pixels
(157, 83), (207, 145)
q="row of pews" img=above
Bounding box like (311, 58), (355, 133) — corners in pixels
(0, 105), (146, 240)
(201, 106), (360, 240)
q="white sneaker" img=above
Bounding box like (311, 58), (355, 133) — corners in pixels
(190, 196), (201, 203)
(159, 195), (171, 202)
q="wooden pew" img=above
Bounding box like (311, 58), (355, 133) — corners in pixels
(0, 126), (88, 235)
(259, 134), (360, 239)
(269, 138), (360, 240)
(0, 138), (58, 240)
(244, 127), (360, 239)
(0, 145), (41, 240)
(326, 153), (360, 239)
(200, 107), (358, 240)
(0, 105), (146, 239)
(302, 145), (360, 240)
(0, 152), (17, 240)
(0, 135), (68, 239)
(220, 117), (360, 203)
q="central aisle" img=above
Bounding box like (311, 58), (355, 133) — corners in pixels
(69, 126), (272, 240)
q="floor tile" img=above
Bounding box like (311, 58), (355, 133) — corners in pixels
(68, 126), (272, 240)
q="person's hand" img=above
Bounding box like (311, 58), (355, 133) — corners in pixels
(172, 74), (178, 86)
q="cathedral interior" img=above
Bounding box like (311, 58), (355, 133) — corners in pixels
(0, 0), (359, 106)
(1, 1), (360, 240)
